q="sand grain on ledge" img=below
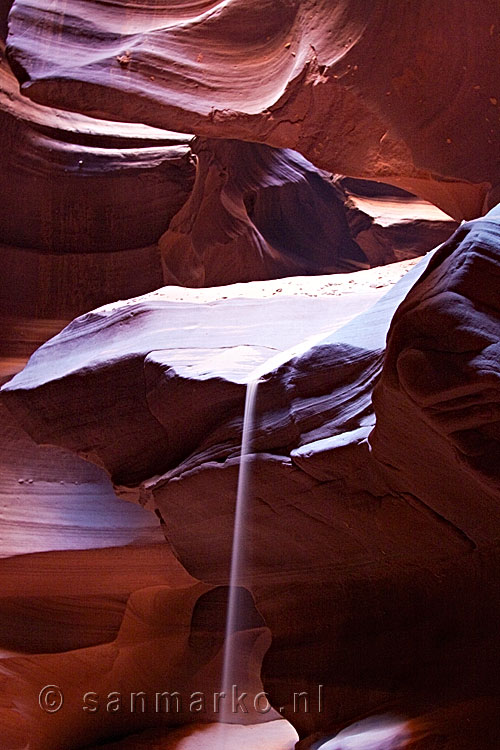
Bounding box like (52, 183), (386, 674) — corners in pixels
(99, 256), (422, 309)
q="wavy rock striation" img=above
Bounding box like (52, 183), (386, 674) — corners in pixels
(371, 203), (500, 530)
(159, 139), (458, 287)
(0, 50), (195, 254)
(160, 138), (369, 286)
(3, 208), (499, 744)
(2, 2), (499, 747)
(6, 0), (499, 218)
(0, 582), (274, 749)
(0, 13), (194, 316)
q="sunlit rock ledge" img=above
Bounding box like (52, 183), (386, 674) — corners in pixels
(2, 210), (499, 744)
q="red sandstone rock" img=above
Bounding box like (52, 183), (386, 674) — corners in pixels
(1, 39), (450, 308)
(1, 2), (499, 748)
(159, 138), (368, 286)
(340, 177), (459, 266)
(159, 137), (457, 286)
(0, 583), (274, 748)
(370, 203), (500, 533)
(0, 50), (195, 254)
(0, 9), (194, 314)
(6, 0), (499, 218)
(85, 721), (297, 750)
(0, 267), (401, 487)
(0, 30), (195, 316)
(4, 240), (499, 744)
(0, 244), (164, 319)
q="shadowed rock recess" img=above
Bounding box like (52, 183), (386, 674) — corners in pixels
(6, 0), (499, 217)
(0, 1), (499, 749)
(159, 139), (458, 286)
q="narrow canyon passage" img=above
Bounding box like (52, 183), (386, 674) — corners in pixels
(0, 2), (499, 749)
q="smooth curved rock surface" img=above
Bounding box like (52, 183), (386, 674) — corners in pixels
(160, 138), (368, 286)
(0, 391), (165, 559)
(86, 721), (297, 750)
(6, 0), (499, 219)
(340, 177), (459, 267)
(0, 1), (195, 255)
(0, 263), (412, 487)
(0, 583), (274, 749)
(1, 3), (498, 746)
(2, 209), (499, 745)
(0, 50), (195, 253)
(371, 203), (500, 536)
(0, 37), (194, 317)
(297, 699), (500, 750)
(159, 139), (457, 287)
(1, 39), (452, 310)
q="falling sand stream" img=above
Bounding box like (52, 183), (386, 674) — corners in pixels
(218, 330), (333, 740)
(220, 377), (260, 725)
(217, 332), (412, 749)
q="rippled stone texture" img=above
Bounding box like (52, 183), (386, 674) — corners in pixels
(0, 267), (409, 748)
(0, 52), (195, 254)
(371, 203), (500, 522)
(4, 234), (499, 744)
(2, 1), (499, 748)
(160, 138), (369, 286)
(0, 24), (195, 315)
(6, 0), (499, 218)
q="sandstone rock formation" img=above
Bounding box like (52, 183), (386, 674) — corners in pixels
(0, 22), (195, 255)
(6, 0), (499, 219)
(0, 14), (195, 318)
(1, 0), (463, 308)
(0, 263), (416, 748)
(3, 210), (499, 746)
(0, 581), (275, 749)
(159, 139), (457, 286)
(371, 202), (500, 523)
(1, 1), (499, 748)
(1, 37), (453, 312)
(340, 177), (459, 267)
(159, 138), (368, 286)
(0, 267), (399, 487)
(85, 721), (297, 750)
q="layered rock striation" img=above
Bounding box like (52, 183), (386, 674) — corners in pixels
(3, 210), (499, 744)
(1, 1), (499, 747)
(6, 0), (499, 218)
(159, 138), (369, 286)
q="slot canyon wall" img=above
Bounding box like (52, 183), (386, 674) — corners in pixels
(0, 1), (499, 749)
